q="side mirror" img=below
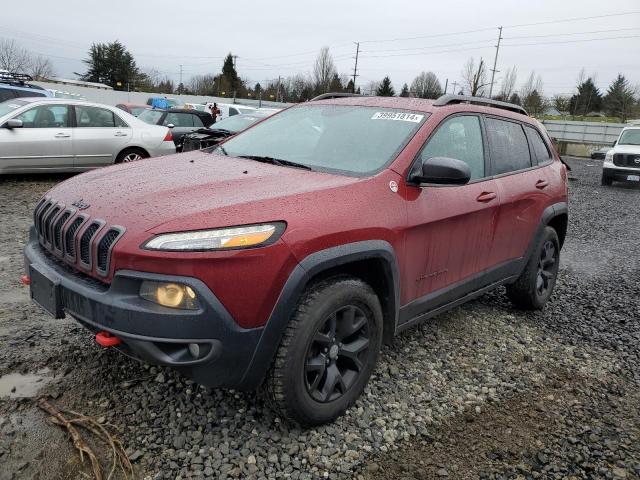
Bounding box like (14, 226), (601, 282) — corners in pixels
(167, 123), (175, 129)
(411, 157), (471, 185)
(5, 119), (23, 129)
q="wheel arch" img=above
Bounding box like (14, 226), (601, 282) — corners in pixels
(542, 202), (568, 249)
(239, 240), (400, 390)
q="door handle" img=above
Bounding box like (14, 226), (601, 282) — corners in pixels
(114, 131), (128, 137)
(476, 191), (497, 202)
(535, 179), (549, 189)
(54, 133), (70, 138)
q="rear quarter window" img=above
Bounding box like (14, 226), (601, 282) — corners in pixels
(524, 125), (552, 165)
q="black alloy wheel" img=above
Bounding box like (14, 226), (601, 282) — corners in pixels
(536, 240), (557, 297)
(304, 305), (371, 403)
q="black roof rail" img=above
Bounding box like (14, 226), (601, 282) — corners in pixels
(433, 94), (528, 116)
(0, 72), (35, 85)
(310, 92), (362, 101)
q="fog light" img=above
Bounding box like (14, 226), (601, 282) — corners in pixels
(139, 281), (200, 310)
(188, 343), (200, 358)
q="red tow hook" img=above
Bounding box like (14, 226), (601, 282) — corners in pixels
(21, 275), (31, 286)
(96, 331), (122, 348)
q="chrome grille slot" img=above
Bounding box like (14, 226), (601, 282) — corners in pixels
(79, 222), (101, 266)
(43, 205), (61, 245)
(64, 217), (85, 259)
(96, 228), (123, 274)
(53, 211), (71, 252)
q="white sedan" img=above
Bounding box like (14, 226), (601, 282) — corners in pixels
(0, 98), (176, 174)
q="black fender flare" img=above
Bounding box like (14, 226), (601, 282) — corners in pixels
(238, 240), (400, 390)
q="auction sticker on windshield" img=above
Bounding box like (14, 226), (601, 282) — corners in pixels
(371, 112), (424, 122)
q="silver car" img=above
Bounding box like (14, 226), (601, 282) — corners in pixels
(0, 98), (176, 174)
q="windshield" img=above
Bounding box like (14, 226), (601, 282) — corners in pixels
(211, 114), (263, 133)
(618, 129), (640, 146)
(214, 105), (427, 175)
(0, 99), (28, 117)
(138, 109), (164, 125)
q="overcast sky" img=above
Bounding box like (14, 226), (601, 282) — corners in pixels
(2, 0), (639, 97)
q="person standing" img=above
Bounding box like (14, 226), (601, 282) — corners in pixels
(210, 103), (221, 123)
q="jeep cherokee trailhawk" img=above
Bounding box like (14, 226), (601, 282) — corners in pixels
(24, 94), (568, 425)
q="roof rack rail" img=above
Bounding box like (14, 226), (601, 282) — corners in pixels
(310, 92), (362, 101)
(0, 72), (34, 83)
(433, 94), (528, 116)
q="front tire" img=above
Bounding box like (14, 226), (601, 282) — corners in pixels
(506, 226), (560, 310)
(601, 172), (613, 186)
(265, 277), (383, 426)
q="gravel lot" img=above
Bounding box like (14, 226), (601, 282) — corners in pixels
(1, 158), (639, 480)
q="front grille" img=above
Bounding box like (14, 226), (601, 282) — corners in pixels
(34, 198), (125, 277)
(53, 211), (71, 251)
(43, 206), (61, 244)
(65, 217), (85, 258)
(96, 229), (122, 273)
(613, 153), (640, 168)
(79, 222), (101, 265)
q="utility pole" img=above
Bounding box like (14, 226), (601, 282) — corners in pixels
(444, 78), (448, 95)
(452, 81), (458, 95)
(352, 42), (360, 93)
(179, 64), (183, 92)
(488, 26), (503, 98)
(232, 55), (238, 69)
(276, 75), (281, 103)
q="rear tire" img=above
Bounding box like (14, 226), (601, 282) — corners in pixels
(601, 173), (613, 186)
(265, 277), (383, 426)
(115, 148), (148, 164)
(506, 226), (560, 310)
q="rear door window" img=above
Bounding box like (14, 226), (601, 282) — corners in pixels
(192, 115), (204, 127)
(0, 89), (17, 102)
(485, 118), (532, 175)
(418, 115), (485, 180)
(75, 106), (118, 127)
(524, 126), (552, 165)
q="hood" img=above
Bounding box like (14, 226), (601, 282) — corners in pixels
(45, 151), (358, 235)
(612, 144), (640, 154)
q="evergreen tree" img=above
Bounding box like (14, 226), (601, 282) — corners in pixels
(522, 89), (546, 116)
(569, 78), (603, 116)
(82, 41), (139, 90)
(509, 93), (522, 105)
(221, 53), (240, 92)
(604, 74), (637, 122)
(376, 76), (395, 96)
(346, 79), (355, 93)
(399, 83), (410, 97)
(328, 73), (343, 92)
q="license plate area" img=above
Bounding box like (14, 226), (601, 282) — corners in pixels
(627, 175), (640, 182)
(29, 264), (64, 319)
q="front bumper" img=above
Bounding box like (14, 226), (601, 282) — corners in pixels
(24, 231), (263, 389)
(603, 166), (640, 182)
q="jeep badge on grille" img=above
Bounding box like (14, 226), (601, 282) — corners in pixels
(71, 199), (90, 210)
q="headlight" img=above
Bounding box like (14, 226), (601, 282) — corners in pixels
(142, 222), (285, 251)
(605, 152), (613, 162)
(140, 281), (200, 310)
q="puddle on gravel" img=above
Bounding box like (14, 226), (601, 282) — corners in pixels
(0, 368), (51, 399)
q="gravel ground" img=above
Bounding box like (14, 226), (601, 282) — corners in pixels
(0, 159), (639, 480)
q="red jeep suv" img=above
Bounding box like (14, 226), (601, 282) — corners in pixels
(24, 94), (568, 425)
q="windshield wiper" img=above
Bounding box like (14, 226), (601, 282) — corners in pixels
(237, 155), (312, 170)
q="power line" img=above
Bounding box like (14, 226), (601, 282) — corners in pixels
(502, 10), (640, 29)
(503, 34), (640, 47)
(504, 26), (640, 40)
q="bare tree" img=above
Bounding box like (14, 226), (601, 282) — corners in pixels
(462, 57), (489, 97)
(410, 71), (442, 99)
(0, 39), (31, 73)
(313, 47), (336, 94)
(497, 66), (517, 101)
(28, 55), (54, 80)
(520, 71), (543, 100)
(366, 80), (380, 96)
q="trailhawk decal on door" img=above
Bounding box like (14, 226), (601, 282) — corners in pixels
(371, 112), (424, 122)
